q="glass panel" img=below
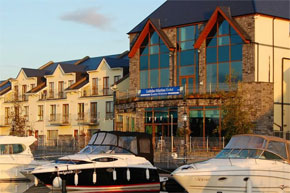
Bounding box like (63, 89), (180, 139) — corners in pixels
(150, 54), (159, 69)
(94, 133), (106, 145)
(208, 23), (217, 37)
(150, 31), (159, 45)
(230, 26), (238, 35)
(146, 111), (153, 123)
(189, 110), (203, 137)
(160, 54), (169, 68)
(141, 35), (149, 46)
(207, 63), (217, 92)
(218, 46), (229, 62)
(102, 133), (118, 146)
(150, 69), (159, 88)
(231, 35), (243, 44)
(206, 47), (217, 63)
(218, 20), (229, 35)
(267, 141), (287, 159)
(180, 41), (194, 50)
(179, 26), (194, 41)
(140, 55), (148, 70)
(225, 136), (266, 149)
(119, 136), (138, 154)
(160, 45), (169, 53)
(150, 45), (159, 54)
(218, 36), (230, 46)
(231, 44), (243, 61)
(188, 78), (194, 94)
(139, 138), (151, 153)
(205, 109), (220, 137)
(207, 37), (217, 47)
(145, 125), (152, 134)
(140, 70), (148, 89)
(160, 69), (169, 87)
(140, 46), (148, 55)
(231, 61), (243, 82)
(88, 134), (98, 144)
(180, 66), (194, 76)
(13, 144), (24, 154)
(180, 50), (194, 66)
(219, 62), (229, 83)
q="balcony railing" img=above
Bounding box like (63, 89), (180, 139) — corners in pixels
(46, 91), (67, 99)
(48, 113), (71, 125)
(4, 94), (29, 103)
(81, 86), (113, 97)
(76, 112), (100, 125)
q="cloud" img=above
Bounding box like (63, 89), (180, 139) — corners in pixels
(60, 7), (112, 30)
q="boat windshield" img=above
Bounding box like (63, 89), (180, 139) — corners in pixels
(79, 145), (132, 155)
(216, 135), (289, 161)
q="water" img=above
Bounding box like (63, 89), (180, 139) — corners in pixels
(0, 182), (186, 193)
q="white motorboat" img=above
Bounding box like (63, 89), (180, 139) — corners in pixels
(0, 136), (37, 181)
(172, 134), (290, 193)
(32, 131), (160, 192)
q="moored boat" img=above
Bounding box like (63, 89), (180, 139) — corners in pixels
(0, 136), (37, 181)
(32, 131), (160, 192)
(172, 134), (290, 193)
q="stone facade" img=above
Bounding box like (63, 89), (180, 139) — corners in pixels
(118, 14), (274, 136)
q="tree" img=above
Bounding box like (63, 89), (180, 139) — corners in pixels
(9, 101), (29, 137)
(220, 84), (254, 141)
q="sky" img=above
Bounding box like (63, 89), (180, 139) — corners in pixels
(0, 0), (166, 80)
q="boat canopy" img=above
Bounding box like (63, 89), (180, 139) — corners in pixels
(219, 134), (290, 163)
(86, 131), (154, 164)
(0, 136), (36, 146)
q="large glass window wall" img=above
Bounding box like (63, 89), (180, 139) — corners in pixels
(206, 17), (243, 92)
(140, 30), (170, 89)
(177, 25), (200, 95)
(144, 107), (178, 144)
(189, 106), (221, 138)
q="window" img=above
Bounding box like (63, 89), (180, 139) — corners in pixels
(38, 105), (44, 121)
(139, 30), (170, 89)
(103, 77), (109, 95)
(62, 104), (69, 123)
(47, 130), (58, 146)
(114, 75), (121, 83)
(92, 78), (98, 95)
(4, 107), (9, 125)
(14, 85), (19, 101)
(50, 105), (56, 121)
(106, 101), (113, 120)
(22, 85), (27, 101)
(41, 90), (47, 100)
(90, 102), (98, 123)
(206, 18), (243, 92)
(30, 84), (35, 89)
(177, 25), (200, 95)
(78, 103), (84, 120)
(24, 106), (29, 121)
(58, 81), (65, 98)
(49, 82), (54, 98)
(68, 80), (74, 87)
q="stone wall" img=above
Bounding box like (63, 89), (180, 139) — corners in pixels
(239, 82), (274, 135)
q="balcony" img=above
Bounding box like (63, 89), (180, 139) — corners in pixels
(81, 86), (113, 97)
(48, 113), (71, 125)
(116, 83), (238, 104)
(4, 94), (29, 103)
(46, 91), (67, 100)
(76, 112), (100, 125)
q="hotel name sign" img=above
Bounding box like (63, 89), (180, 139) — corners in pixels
(138, 86), (183, 97)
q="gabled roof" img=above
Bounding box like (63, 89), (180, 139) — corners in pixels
(58, 63), (86, 74)
(128, 19), (175, 58)
(65, 77), (89, 91)
(21, 68), (50, 78)
(41, 52), (129, 73)
(129, 0), (290, 34)
(194, 6), (251, 49)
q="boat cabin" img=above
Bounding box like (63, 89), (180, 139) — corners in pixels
(79, 131), (154, 164)
(216, 134), (290, 163)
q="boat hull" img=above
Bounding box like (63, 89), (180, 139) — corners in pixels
(0, 163), (31, 181)
(34, 167), (160, 192)
(173, 159), (290, 193)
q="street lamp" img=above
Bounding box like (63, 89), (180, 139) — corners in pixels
(182, 111), (187, 164)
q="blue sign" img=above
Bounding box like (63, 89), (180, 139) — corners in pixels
(138, 86), (183, 97)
